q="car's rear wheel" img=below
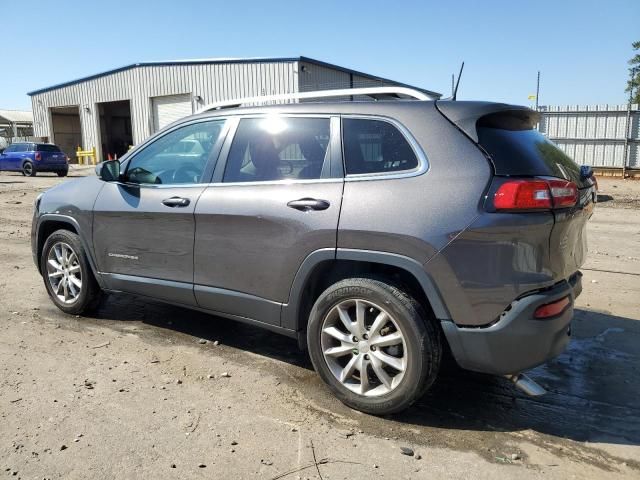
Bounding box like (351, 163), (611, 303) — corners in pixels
(307, 277), (441, 415)
(22, 161), (36, 177)
(57, 170), (68, 177)
(41, 230), (102, 315)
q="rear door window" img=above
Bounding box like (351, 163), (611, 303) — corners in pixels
(223, 117), (331, 183)
(342, 118), (419, 175)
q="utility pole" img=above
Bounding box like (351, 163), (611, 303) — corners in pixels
(535, 71), (540, 111)
(622, 66), (638, 179)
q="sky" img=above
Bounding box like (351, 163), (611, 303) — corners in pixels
(1, 0), (638, 110)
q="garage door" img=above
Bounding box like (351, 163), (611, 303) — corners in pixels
(151, 94), (193, 132)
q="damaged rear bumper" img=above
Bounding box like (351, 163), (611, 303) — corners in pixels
(441, 272), (582, 376)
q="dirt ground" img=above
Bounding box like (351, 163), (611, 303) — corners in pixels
(1, 168), (639, 479)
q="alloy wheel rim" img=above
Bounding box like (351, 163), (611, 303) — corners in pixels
(46, 242), (82, 304)
(321, 298), (407, 397)
(24, 164), (32, 175)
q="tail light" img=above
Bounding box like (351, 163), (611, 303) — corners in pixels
(35, 152), (42, 161)
(534, 296), (571, 319)
(492, 178), (578, 211)
(548, 179), (579, 208)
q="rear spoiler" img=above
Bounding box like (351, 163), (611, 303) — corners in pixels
(435, 101), (540, 142)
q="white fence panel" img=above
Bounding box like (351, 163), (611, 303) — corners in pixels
(539, 104), (639, 169)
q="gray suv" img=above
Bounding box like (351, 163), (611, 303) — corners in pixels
(31, 88), (595, 414)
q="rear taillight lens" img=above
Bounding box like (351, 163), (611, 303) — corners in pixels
(494, 180), (552, 210)
(534, 296), (571, 319)
(493, 178), (577, 211)
(547, 179), (578, 208)
(35, 152), (42, 161)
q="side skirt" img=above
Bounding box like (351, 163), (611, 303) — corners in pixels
(100, 273), (296, 339)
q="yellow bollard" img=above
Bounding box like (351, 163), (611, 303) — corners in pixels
(75, 146), (97, 165)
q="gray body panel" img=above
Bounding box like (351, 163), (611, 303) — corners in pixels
(92, 182), (205, 305)
(193, 181), (344, 325)
(336, 102), (492, 281)
(34, 175), (104, 233)
(31, 176), (105, 270)
(426, 212), (557, 326)
(31, 98), (592, 377)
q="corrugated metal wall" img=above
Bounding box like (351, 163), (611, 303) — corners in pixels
(538, 104), (640, 169)
(298, 61), (351, 92)
(297, 62), (403, 102)
(31, 61), (298, 161)
(297, 62), (352, 102)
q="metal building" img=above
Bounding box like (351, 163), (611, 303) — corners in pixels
(538, 104), (640, 173)
(28, 56), (439, 162)
(0, 109), (34, 142)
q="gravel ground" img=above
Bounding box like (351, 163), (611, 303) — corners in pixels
(596, 177), (640, 210)
(1, 170), (639, 479)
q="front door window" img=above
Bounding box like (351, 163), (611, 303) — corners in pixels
(124, 120), (226, 185)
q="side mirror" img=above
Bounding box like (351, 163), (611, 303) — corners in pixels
(96, 160), (121, 182)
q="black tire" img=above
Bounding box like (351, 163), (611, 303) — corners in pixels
(22, 161), (37, 177)
(40, 229), (102, 315)
(57, 170), (68, 177)
(307, 277), (441, 415)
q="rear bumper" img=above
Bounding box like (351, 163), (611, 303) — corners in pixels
(441, 272), (582, 375)
(35, 163), (68, 172)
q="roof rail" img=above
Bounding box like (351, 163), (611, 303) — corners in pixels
(196, 86), (434, 113)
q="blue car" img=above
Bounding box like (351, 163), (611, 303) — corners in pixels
(0, 142), (69, 177)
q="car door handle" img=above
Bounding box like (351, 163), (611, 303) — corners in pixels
(287, 198), (330, 211)
(162, 196), (190, 207)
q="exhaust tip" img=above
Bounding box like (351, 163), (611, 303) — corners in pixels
(505, 373), (546, 397)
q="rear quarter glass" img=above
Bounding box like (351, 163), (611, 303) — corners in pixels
(477, 126), (584, 186)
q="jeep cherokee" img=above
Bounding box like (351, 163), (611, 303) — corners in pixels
(31, 87), (595, 414)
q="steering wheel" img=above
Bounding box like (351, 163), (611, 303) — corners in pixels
(172, 163), (201, 184)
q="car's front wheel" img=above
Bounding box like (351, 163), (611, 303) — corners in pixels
(41, 229), (102, 315)
(307, 277), (441, 415)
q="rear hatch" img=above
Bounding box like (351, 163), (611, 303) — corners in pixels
(36, 144), (67, 164)
(437, 102), (596, 280)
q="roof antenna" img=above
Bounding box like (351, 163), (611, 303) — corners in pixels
(452, 62), (465, 101)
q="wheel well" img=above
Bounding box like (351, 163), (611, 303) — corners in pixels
(296, 260), (435, 336)
(37, 220), (78, 269)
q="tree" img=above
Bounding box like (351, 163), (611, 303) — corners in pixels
(627, 40), (640, 104)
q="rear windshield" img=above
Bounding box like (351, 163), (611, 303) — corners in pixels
(477, 126), (582, 184)
(37, 144), (61, 152)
